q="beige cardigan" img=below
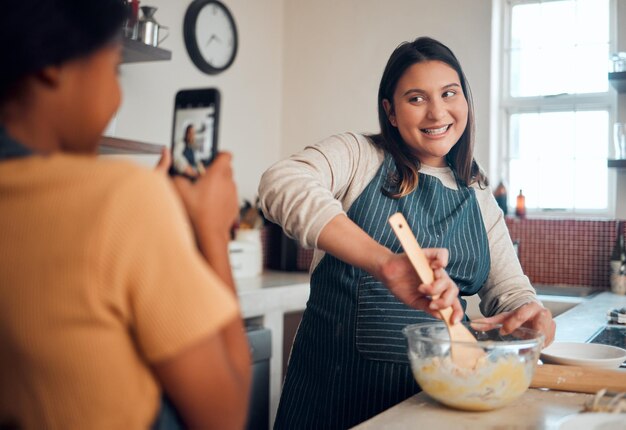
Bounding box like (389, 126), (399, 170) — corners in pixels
(259, 132), (539, 317)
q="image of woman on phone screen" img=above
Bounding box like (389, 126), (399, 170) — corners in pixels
(173, 124), (201, 177)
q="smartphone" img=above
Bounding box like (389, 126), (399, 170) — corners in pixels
(169, 88), (220, 179)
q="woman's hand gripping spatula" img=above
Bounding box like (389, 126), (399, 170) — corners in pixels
(388, 212), (484, 369)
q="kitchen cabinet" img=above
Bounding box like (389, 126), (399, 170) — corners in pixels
(236, 272), (310, 429)
(99, 38), (171, 155)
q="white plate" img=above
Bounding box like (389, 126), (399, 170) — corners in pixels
(556, 413), (626, 430)
(541, 342), (626, 369)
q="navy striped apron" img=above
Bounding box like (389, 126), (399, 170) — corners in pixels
(274, 153), (490, 429)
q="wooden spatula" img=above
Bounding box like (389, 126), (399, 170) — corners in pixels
(388, 212), (484, 369)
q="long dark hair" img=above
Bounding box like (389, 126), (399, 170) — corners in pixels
(184, 124), (195, 147)
(369, 37), (488, 198)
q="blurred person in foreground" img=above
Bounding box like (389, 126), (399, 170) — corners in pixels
(0, 1), (250, 429)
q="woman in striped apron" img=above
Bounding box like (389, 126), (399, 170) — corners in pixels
(259, 37), (555, 429)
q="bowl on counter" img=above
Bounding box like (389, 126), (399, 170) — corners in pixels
(403, 321), (544, 412)
(540, 342), (626, 369)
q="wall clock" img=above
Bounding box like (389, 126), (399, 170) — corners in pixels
(184, 0), (238, 75)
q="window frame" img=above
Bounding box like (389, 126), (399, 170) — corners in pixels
(495, 0), (618, 218)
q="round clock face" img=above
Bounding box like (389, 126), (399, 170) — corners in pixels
(184, 0), (238, 74)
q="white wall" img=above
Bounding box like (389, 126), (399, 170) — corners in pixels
(113, 0), (492, 199)
(112, 0), (285, 201)
(280, 0), (493, 174)
(112, 0), (624, 216)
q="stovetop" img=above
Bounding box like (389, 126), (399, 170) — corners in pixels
(588, 324), (626, 349)
(588, 324), (626, 368)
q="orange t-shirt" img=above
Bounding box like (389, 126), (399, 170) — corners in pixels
(0, 154), (239, 429)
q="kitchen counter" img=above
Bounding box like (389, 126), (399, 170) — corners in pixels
(550, 291), (626, 343)
(353, 292), (626, 429)
(235, 271), (311, 428)
(352, 389), (593, 430)
(236, 270), (310, 318)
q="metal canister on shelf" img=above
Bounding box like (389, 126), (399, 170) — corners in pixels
(610, 52), (626, 73)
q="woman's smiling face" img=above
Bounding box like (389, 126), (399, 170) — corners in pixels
(383, 60), (468, 167)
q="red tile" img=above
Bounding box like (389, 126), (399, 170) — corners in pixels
(263, 218), (626, 289)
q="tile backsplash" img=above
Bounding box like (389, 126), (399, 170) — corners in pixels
(505, 218), (625, 289)
(261, 218), (626, 290)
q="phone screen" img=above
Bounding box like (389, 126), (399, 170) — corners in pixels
(170, 88), (220, 178)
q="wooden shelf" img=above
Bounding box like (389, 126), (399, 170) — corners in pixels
(99, 136), (164, 155)
(122, 38), (171, 63)
(608, 159), (626, 168)
(609, 72), (626, 93)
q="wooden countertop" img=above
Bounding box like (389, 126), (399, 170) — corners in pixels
(352, 292), (626, 429)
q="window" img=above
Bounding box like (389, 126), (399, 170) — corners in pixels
(497, 0), (614, 215)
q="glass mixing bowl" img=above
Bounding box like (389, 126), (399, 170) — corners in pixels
(403, 321), (544, 411)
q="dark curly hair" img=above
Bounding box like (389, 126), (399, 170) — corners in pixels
(0, 0), (127, 103)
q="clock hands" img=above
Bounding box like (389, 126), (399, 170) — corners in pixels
(206, 33), (223, 47)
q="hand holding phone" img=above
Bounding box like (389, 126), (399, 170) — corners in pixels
(172, 152), (238, 238)
(169, 88), (220, 179)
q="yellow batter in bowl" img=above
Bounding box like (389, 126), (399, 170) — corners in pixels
(403, 322), (544, 411)
(413, 355), (533, 410)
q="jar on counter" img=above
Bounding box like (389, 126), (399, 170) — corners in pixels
(229, 228), (263, 279)
(609, 221), (626, 295)
(611, 272), (626, 295)
(610, 221), (626, 295)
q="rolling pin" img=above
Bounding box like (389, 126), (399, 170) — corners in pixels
(530, 364), (626, 393)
